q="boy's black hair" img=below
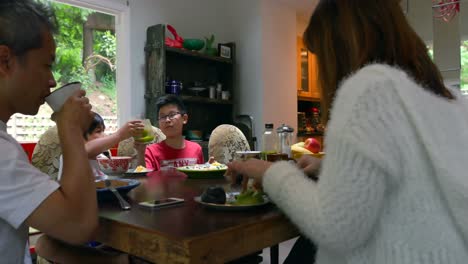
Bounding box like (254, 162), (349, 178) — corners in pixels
(156, 94), (187, 115)
(84, 112), (105, 139)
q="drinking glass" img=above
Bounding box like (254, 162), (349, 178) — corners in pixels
(134, 119), (155, 144)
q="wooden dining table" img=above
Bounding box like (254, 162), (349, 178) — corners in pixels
(96, 171), (299, 264)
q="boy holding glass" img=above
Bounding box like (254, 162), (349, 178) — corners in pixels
(136, 95), (204, 171)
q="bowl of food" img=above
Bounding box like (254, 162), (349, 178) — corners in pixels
(177, 162), (227, 179)
(45, 82), (81, 112)
(183, 39), (205, 51)
(95, 179), (140, 202)
(97, 156), (132, 175)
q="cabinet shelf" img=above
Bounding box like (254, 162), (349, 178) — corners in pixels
(145, 24), (235, 145)
(298, 96), (321, 102)
(166, 46), (233, 64)
(297, 131), (324, 137)
(180, 96), (233, 105)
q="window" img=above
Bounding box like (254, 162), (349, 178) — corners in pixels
(461, 40), (468, 90)
(7, 0), (129, 141)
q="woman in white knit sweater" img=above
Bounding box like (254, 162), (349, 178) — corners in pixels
(228, 0), (468, 263)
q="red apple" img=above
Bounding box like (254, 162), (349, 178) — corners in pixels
(304, 138), (321, 153)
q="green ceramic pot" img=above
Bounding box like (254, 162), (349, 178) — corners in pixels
(183, 39), (205, 51)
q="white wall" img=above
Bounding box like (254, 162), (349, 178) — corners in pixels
(260, 0), (297, 138)
(405, 0), (433, 43)
(223, 0), (264, 141)
(406, 0), (463, 82)
(296, 15), (308, 37)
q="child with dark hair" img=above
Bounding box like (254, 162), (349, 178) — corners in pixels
(84, 112), (106, 140)
(137, 95), (204, 171)
(58, 112), (144, 180)
(40, 113), (144, 263)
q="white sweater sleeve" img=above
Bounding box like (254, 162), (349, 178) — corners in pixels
(263, 66), (407, 252)
(263, 136), (387, 252)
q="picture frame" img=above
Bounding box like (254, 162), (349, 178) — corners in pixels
(218, 44), (232, 59)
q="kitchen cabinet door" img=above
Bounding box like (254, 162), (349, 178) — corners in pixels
(297, 36), (321, 100)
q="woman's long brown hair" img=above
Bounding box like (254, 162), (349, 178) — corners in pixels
(304, 0), (453, 123)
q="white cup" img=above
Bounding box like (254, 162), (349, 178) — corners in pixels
(45, 82), (81, 112)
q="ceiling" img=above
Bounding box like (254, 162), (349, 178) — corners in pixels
(275, 0), (318, 18)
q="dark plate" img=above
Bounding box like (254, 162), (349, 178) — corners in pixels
(177, 166), (227, 179)
(194, 194), (270, 211)
(96, 179), (140, 202)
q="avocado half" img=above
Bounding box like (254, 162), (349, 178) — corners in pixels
(201, 186), (226, 204)
(233, 189), (264, 205)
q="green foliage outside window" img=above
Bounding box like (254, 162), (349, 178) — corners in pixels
(37, 0), (116, 98)
(461, 41), (468, 89)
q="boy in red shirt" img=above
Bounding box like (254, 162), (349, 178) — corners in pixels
(137, 95), (204, 171)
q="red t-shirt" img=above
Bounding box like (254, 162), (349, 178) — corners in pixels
(145, 140), (204, 171)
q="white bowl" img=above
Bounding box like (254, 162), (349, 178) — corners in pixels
(45, 82), (81, 112)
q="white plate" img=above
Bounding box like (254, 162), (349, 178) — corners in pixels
(125, 169), (154, 175)
(194, 193), (270, 211)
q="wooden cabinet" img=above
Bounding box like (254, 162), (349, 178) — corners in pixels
(144, 24), (234, 143)
(297, 36), (323, 142)
(297, 36), (320, 101)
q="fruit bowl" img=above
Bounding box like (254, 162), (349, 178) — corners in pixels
(292, 151), (325, 160)
(183, 39), (205, 51)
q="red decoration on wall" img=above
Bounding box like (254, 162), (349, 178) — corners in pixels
(433, 0), (460, 22)
(165, 24), (184, 48)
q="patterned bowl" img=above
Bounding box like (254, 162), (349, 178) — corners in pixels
(97, 156), (132, 175)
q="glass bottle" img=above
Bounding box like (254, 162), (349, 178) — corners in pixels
(261, 123), (278, 160)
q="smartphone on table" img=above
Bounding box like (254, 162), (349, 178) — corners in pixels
(138, 197), (184, 208)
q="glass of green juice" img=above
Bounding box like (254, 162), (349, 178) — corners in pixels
(134, 119), (155, 144)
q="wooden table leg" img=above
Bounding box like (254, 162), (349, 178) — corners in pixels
(270, 244), (279, 264)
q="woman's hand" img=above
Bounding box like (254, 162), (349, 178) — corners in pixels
(226, 159), (272, 190)
(116, 120), (144, 141)
(296, 155), (321, 179)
